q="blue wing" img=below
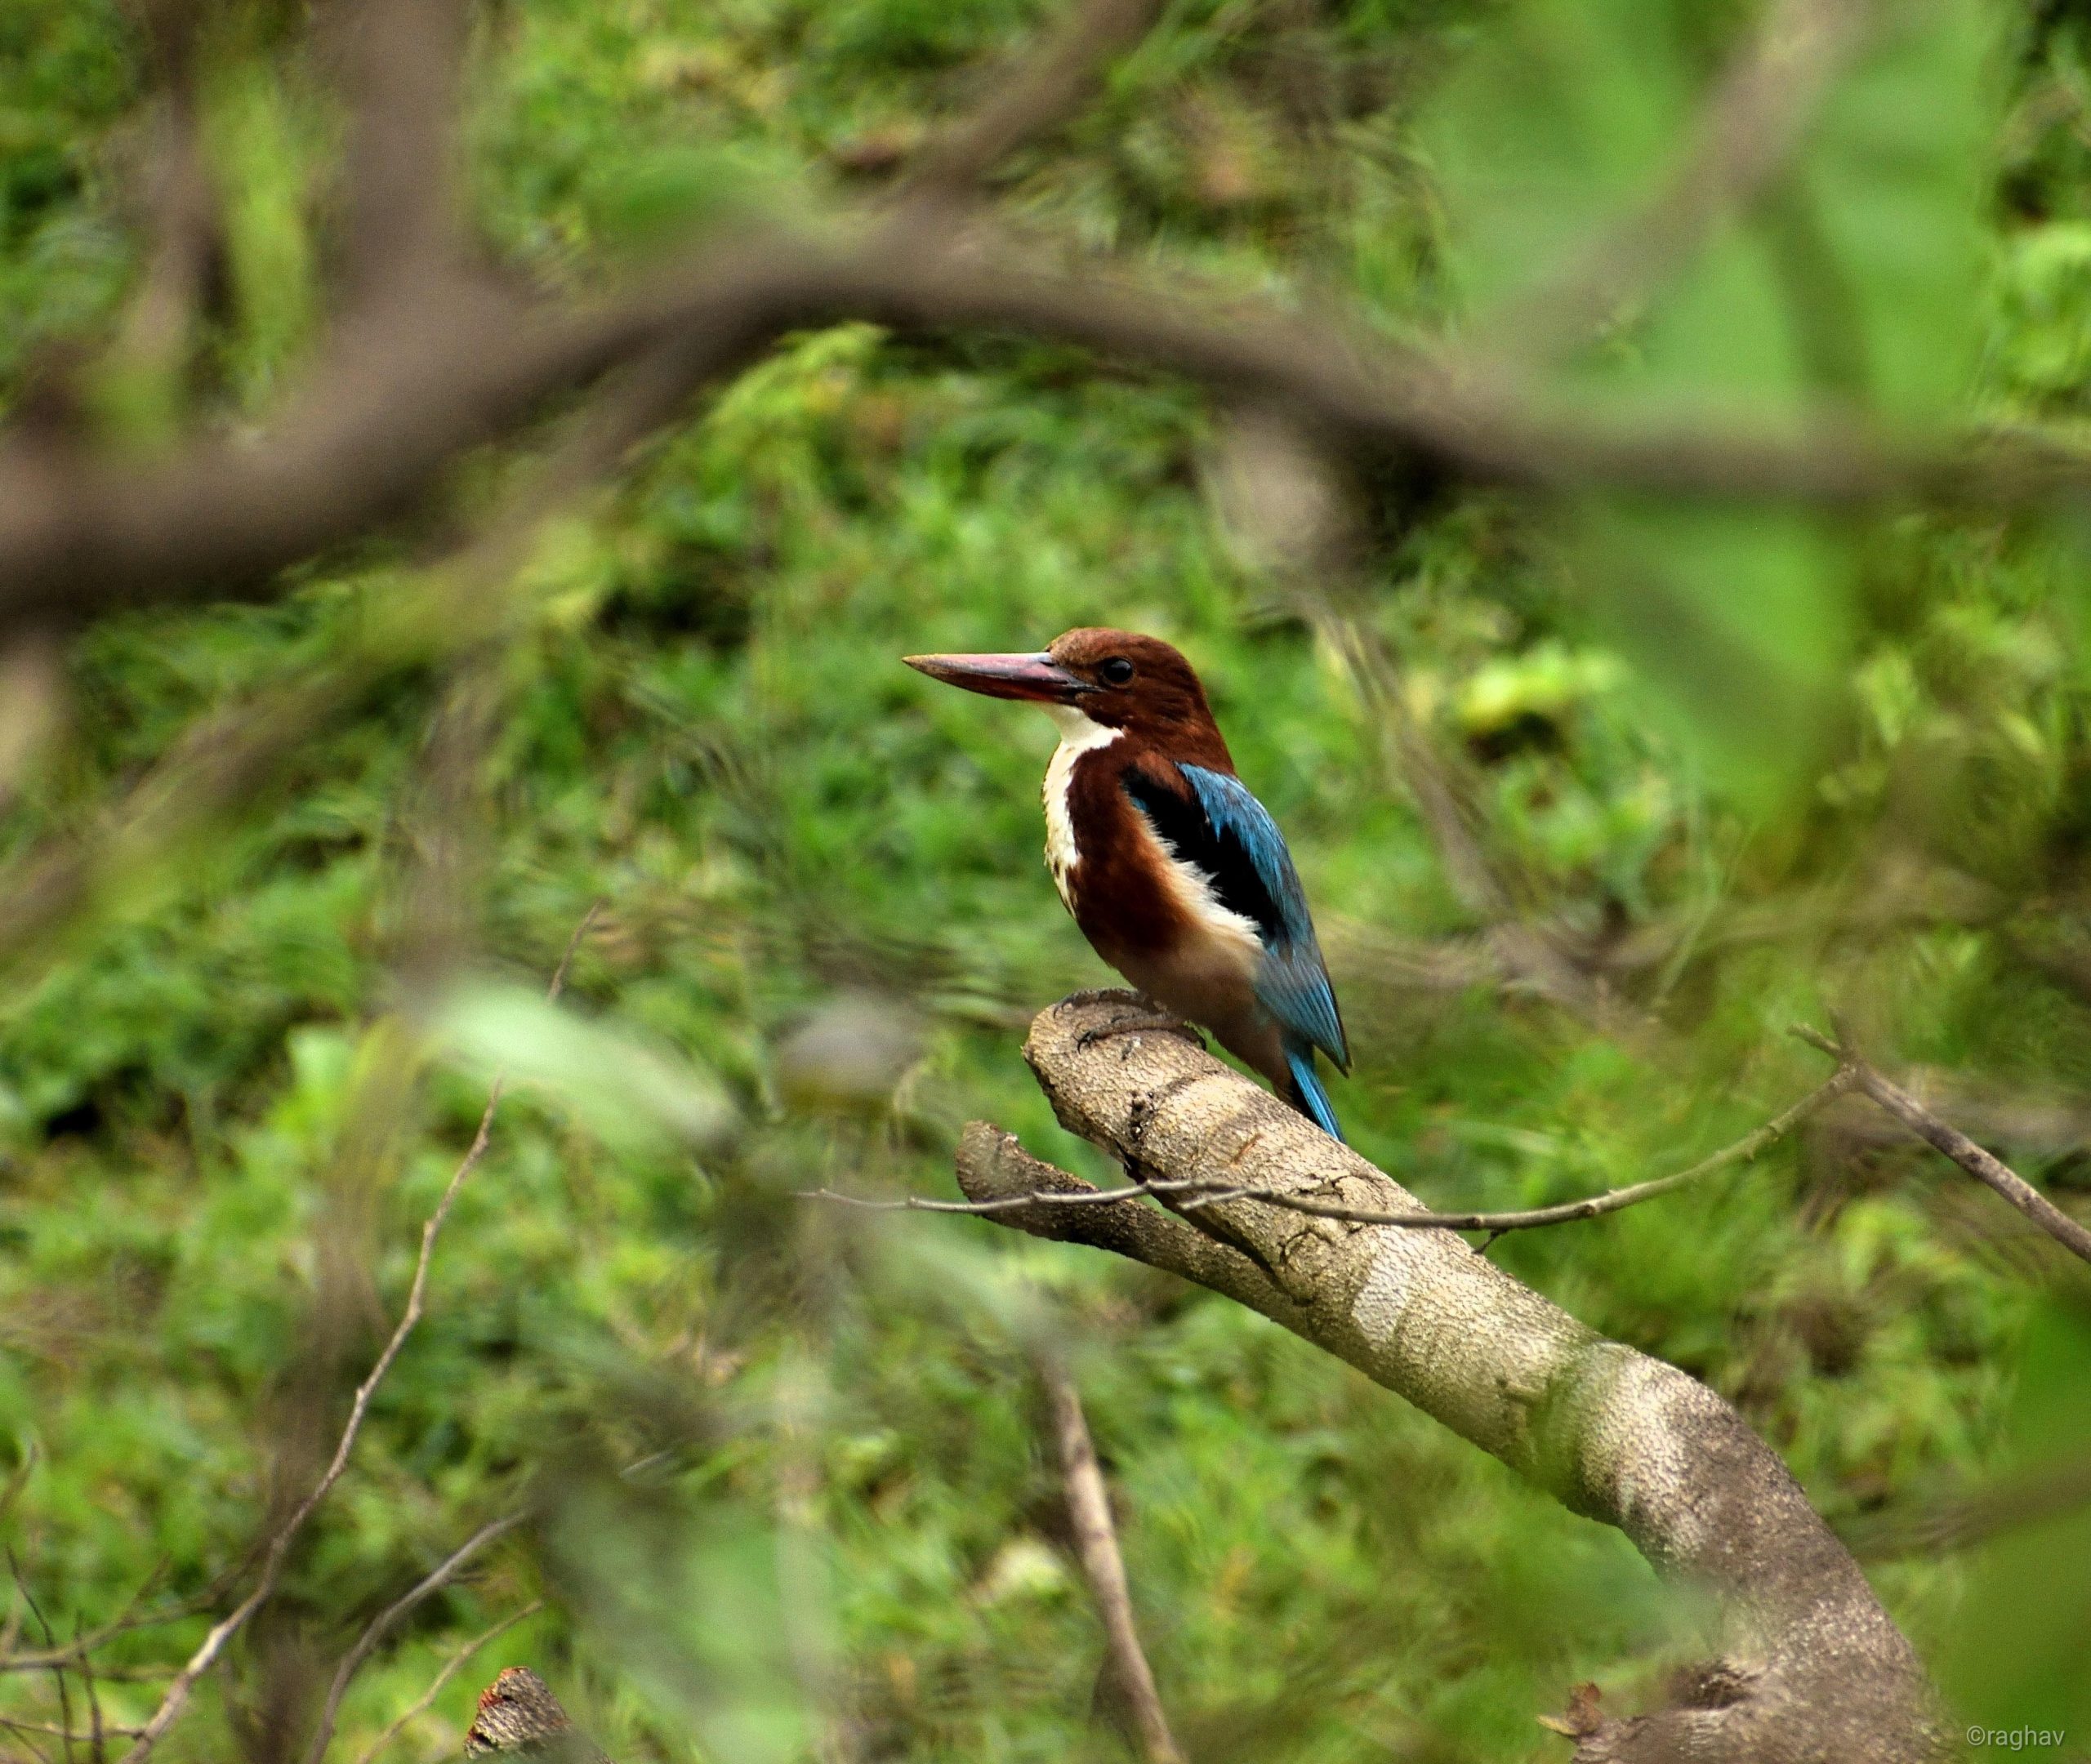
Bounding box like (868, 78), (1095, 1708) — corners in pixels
(1124, 762), (1349, 1073)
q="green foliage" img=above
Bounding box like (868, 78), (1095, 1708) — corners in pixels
(4, 0), (2091, 1761)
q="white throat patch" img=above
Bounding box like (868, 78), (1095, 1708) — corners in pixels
(1041, 705), (1119, 908)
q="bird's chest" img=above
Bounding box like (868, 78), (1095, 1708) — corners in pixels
(1042, 738), (1251, 978)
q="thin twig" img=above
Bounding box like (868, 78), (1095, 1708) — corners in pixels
(1174, 1067), (1857, 1232)
(114, 908), (600, 1764)
(1035, 1356), (1184, 1764)
(77, 1625), (105, 1764)
(10, 1551), (73, 1764)
(809, 1067), (1855, 1236)
(805, 1179), (1169, 1217)
(0, 1719), (142, 1745)
(2, 1559), (246, 1676)
(345, 1601), (543, 1764)
(0, 1713), (52, 1764)
(299, 1511), (528, 1764)
(1793, 1024), (2091, 1265)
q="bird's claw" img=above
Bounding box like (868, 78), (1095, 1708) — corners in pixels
(1073, 1010), (1206, 1054)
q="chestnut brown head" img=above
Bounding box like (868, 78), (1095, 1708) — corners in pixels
(905, 628), (1228, 756)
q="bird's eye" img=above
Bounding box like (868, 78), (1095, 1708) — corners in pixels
(1098, 657), (1135, 688)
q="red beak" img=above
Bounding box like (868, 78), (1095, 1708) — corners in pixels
(904, 651), (1087, 704)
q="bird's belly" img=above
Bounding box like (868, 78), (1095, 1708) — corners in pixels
(1087, 894), (1263, 1032)
(1108, 925), (1286, 1085)
(1109, 924), (1255, 1021)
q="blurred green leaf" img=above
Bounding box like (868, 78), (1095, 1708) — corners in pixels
(435, 982), (738, 1151)
(1940, 1295), (2091, 1734)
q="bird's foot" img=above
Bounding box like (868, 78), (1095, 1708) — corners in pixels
(1064, 991), (1207, 1054)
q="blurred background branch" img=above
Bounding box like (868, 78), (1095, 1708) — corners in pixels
(1033, 1354), (1184, 1764)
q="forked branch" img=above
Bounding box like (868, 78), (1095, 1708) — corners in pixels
(952, 992), (1946, 1764)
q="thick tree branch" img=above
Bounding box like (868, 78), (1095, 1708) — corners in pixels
(955, 992), (1946, 1764)
(332, 0), (472, 301)
(10, 0), (2091, 655)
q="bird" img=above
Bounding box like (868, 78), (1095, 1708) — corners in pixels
(906, 627), (1349, 1139)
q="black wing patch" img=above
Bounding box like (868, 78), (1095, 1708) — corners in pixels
(1121, 764), (1285, 947)
(1121, 760), (1348, 1070)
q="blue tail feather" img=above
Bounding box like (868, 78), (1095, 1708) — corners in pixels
(1284, 1042), (1343, 1143)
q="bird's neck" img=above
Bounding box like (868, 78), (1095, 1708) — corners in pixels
(1041, 706), (1122, 904)
(1041, 702), (1117, 748)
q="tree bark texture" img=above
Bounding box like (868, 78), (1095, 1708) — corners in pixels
(955, 991), (1946, 1763)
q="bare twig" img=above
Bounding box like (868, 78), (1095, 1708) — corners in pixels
(0, 1714), (52, 1764)
(1034, 1356), (1184, 1764)
(2, 1558), (251, 1677)
(807, 1180), (1169, 1217)
(1794, 1024), (2091, 1266)
(78, 1626), (105, 1764)
(809, 1063), (1855, 1236)
(113, 908), (599, 1764)
(344, 1601), (542, 1764)
(0, 1717), (142, 1746)
(299, 1511), (528, 1764)
(9, 1551), (74, 1764)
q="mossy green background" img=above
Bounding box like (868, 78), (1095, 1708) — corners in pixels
(5, 0), (2091, 1757)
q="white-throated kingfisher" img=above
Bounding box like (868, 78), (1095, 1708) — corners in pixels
(906, 628), (1349, 1139)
